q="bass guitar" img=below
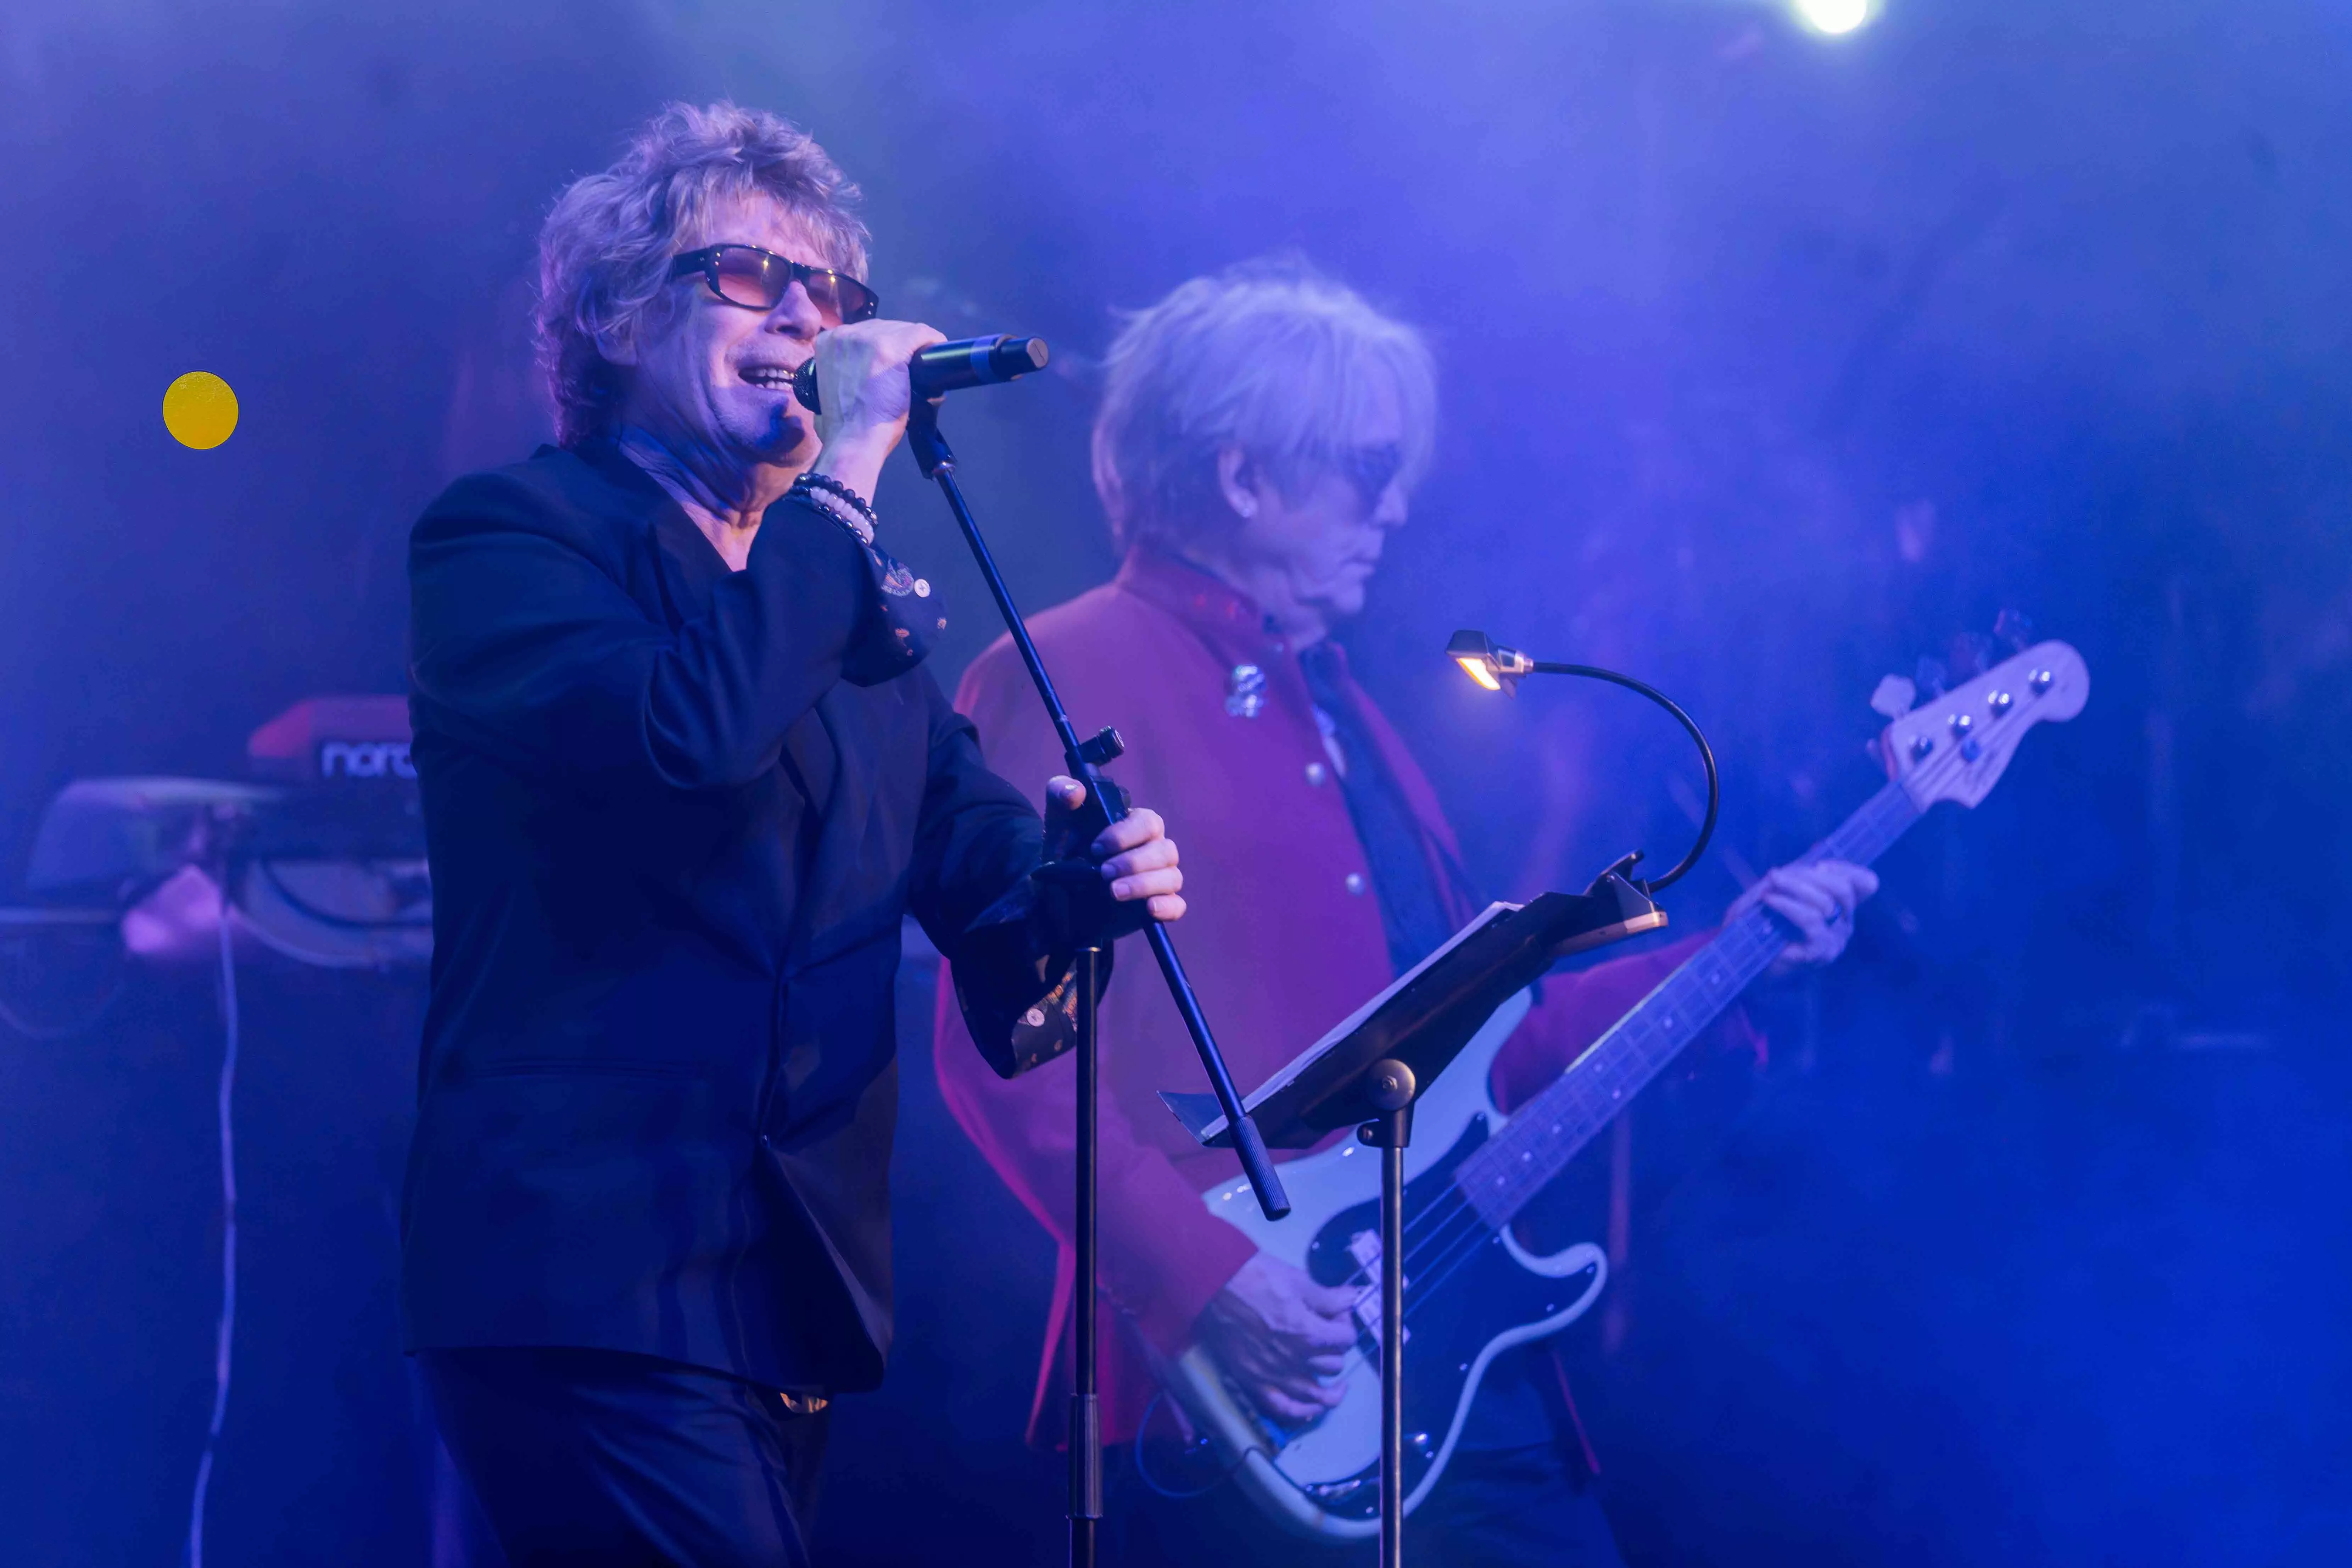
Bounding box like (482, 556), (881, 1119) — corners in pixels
(1161, 639), (2089, 1540)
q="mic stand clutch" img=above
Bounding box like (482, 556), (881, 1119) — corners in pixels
(903, 398), (1290, 1568)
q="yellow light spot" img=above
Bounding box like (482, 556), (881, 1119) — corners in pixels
(163, 372), (239, 450)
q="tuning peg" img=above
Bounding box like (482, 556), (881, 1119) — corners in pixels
(1869, 674), (1917, 720)
(1994, 608), (2035, 654)
(1914, 655), (1948, 699)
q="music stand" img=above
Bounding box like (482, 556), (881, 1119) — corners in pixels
(1160, 874), (1665, 1568)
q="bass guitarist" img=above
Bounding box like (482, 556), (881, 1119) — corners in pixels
(932, 256), (1876, 1566)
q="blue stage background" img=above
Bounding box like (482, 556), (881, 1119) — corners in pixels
(2, 2), (2347, 1562)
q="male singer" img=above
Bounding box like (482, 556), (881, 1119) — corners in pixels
(935, 258), (1876, 1565)
(399, 101), (1185, 1567)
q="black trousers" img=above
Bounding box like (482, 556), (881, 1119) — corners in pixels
(420, 1346), (829, 1568)
(1102, 1440), (1627, 1568)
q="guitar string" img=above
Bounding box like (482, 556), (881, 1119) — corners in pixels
(1302, 920), (1788, 1390)
(1433, 779), (1918, 1232)
(1306, 802), (1909, 1393)
(1374, 779), (1918, 1280)
(1442, 911), (1782, 1225)
(1293, 757), (1955, 1394)
(1269, 774), (1923, 1315)
(1373, 777), (1925, 1320)
(1406, 775), (1920, 1245)
(1365, 915), (1788, 1334)
(1330, 915), (1787, 1352)
(1383, 893), (1781, 1260)
(1451, 774), (1920, 1216)
(1387, 769), (1938, 1313)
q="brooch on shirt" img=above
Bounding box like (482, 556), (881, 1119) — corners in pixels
(1225, 663), (1267, 719)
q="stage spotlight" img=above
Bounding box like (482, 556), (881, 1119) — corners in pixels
(1794, 0), (1876, 34)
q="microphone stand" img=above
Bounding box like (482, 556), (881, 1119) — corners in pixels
(903, 400), (1290, 1568)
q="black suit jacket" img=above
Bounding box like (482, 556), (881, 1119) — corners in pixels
(400, 442), (1082, 1393)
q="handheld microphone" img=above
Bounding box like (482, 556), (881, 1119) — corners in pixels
(792, 334), (1049, 415)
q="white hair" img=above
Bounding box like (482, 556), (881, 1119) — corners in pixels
(535, 101), (870, 446)
(1091, 256), (1438, 549)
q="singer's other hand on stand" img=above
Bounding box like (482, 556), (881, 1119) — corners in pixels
(1043, 776), (1187, 930)
(1727, 859), (1880, 976)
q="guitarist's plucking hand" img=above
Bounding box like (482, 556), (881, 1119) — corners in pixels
(1195, 1252), (1362, 1425)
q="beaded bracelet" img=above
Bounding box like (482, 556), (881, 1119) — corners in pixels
(790, 471), (879, 545)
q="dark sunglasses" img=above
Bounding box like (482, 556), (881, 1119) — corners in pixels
(667, 245), (881, 324)
(1334, 443), (1405, 510)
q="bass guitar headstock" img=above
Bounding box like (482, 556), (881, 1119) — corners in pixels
(1879, 640), (2089, 809)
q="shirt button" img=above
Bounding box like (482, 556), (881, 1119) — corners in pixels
(1305, 761), (1329, 787)
(1344, 873), (1366, 896)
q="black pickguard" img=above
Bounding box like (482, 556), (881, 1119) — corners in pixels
(1284, 1114), (1602, 1520)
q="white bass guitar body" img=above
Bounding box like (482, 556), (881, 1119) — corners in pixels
(1163, 988), (1606, 1541)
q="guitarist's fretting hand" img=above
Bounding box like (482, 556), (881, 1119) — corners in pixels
(1725, 859), (1881, 976)
(1196, 1252), (1360, 1423)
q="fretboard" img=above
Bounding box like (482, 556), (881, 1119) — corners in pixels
(1454, 778), (1923, 1229)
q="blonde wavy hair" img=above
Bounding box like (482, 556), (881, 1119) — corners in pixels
(535, 101), (870, 446)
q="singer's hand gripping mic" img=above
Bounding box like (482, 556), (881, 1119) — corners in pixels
(793, 334), (1049, 414)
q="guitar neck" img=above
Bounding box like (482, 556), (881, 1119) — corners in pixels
(1454, 778), (1924, 1229)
